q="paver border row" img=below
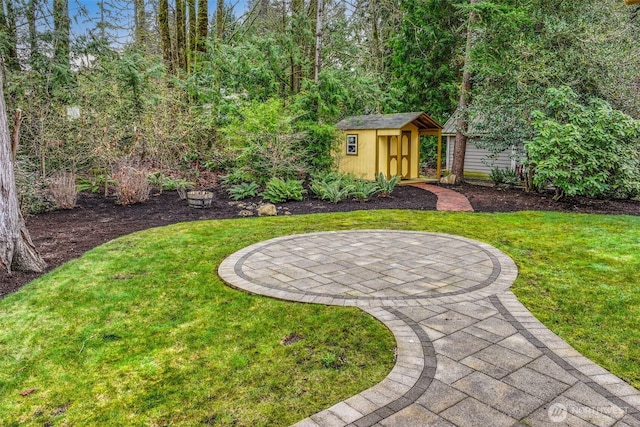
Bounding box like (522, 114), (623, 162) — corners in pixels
(492, 292), (640, 421)
(218, 230), (518, 307)
(218, 230), (640, 427)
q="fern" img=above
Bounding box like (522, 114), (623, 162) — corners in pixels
(261, 178), (306, 203)
(228, 182), (260, 200)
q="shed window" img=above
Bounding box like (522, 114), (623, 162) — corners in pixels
(346, 135), (358, 155)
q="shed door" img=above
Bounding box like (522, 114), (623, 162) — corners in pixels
(400, 131), (411, 179)
(388, 136), (398, 177)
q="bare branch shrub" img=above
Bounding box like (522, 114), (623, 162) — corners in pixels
(48, 171), (77, 209)
(112, 161), (151, 205)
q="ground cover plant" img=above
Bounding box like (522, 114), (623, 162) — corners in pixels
(1, 209), (639, 425)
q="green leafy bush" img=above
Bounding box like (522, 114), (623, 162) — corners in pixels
(220, 99), (310, 184)
(527, 87), (640, 199)
(228, 182), (260, 200)
(261, 178), (306, 203)
(375, 173), (401, 197)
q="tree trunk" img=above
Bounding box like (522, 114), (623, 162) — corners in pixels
(196, 0), (209, 53)
(159, 0), (174, 74)
(28, 0), (39, 66)
(314, 0), (323, 85)
(134, 0), (147, 48)
(451, 0), (477, 185)
(188, 0), (197, 70)
(290, 0), (303, 94)
(216, 0), (224, 40)
(176, 0), (187, 72)
(0, 70), (46, 274)
(53, 0), (70, 69)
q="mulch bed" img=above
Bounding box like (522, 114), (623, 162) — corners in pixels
(1, 183), (638, 299)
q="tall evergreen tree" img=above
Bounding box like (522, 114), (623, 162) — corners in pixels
(0, 0), (19, 71)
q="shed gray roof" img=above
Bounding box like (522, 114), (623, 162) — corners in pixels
(442, 114), (457, 135)
(336, 112), (442, 131)
(442, 108), (483, 136)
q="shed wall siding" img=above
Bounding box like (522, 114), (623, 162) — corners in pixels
(337, 130), (378, 178)
(445, 136), (514, 177)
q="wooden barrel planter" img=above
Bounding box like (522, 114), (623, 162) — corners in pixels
(187, 191), (213, 209)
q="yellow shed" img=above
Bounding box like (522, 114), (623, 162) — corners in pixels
(335, 112), (443, 180)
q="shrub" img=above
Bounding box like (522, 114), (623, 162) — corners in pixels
(489, 167), (520, 187)
(77, 173), (116, 196)
(261, 178), (306, 203)
(228, 182), (260, 200)
(48, 171), (77, 210)
(375, 173), (401, 197)
(220, 99), (310, 184)
(350, 180), (380, 202)
(221, 170), (254, 186)
(527, 86), (640, 199)
(112, 162), (151, 205)
(15, 159), (54, 215)
(147, 172), (195, 198)
(296, 121), (340, 173)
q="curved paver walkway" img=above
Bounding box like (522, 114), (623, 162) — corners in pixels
(218, 231), (640, 427)
(410, 183), (474, 212)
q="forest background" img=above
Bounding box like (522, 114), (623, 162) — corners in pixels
(1, 0), (640, 214)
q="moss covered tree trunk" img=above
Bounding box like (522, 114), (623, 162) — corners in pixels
(159, 0), (174, 74)
(176, 0), (187, 72)
(215, 0), (224, 40)
(0, 70), (46, 274)
(53, 0), (70, 70)
(134, 0), (147, 48)
(188, 0), (197, 71)
(196, 0), (209, 52)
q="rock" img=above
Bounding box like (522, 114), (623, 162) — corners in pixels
(238, 210), (254, 217)
(258, 203), (277, 216)
(440, 174), (457, 184)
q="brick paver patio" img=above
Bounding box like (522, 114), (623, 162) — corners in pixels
(218, 230), (640, 427)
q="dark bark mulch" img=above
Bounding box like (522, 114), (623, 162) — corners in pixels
(0, 185), (436, 298)
(455, 183), (640, 216)
(1, 183), (638, 299)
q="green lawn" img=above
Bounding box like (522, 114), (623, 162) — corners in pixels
(1, 210), (639, 426)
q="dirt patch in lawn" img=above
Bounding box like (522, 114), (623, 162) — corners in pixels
(1, 183), (638, 299)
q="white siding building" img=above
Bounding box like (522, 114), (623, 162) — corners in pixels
(442, 114), (519, 179)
